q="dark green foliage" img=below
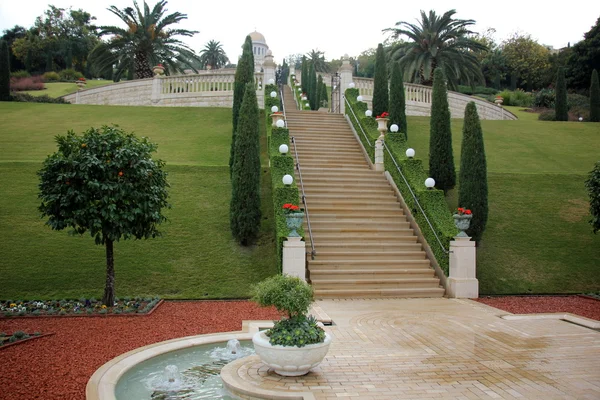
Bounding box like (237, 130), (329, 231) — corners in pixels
(534, 88), (555, 108)
(566, 17), (600, 90)
(389, 62), (407, 138)
(230, 36), (254, 174)
(590, 69), (600, 122)
(309, 63), (317, 110)
(318, 75), (328, 107)
(11, 93), (69, 104)
(372, 43), (389, 118)
(585, 161), (600, 233)
(266, 315), (325, 347)
(264, 83), (279, 110)
(555, 67), (568, 121)
(538, 110), (556, 121)
(301, 56), (308, 93)
(252, 274), (313, 318)
(458, 102), (488, 242)
(0, 40), (10, 101)
(429, 68), (456, 192)
(230, 82), (261, 245)
(65, 43), (73, 70)
(344, 88), (457, 274)
(37, 125), (170, 305)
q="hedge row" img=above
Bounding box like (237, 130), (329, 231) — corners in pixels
(345, 88), (457, 275)
(264, 83), (279, 111)
(290, 75), (311, 110)
(266, 108), (303, 270)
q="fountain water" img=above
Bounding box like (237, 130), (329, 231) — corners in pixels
(115, 340), (254, 399)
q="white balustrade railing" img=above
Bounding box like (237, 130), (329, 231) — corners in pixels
(158, 72), (264, 95)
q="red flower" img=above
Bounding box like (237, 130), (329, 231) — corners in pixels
(376, 112), (389, 119)
(157, 63), (163, 67)
(465, 209), (472, 215)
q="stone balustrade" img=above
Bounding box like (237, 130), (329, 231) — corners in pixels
(64, 72), (265, 109)
(350, 77), (516, 120)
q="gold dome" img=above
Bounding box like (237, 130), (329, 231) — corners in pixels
(249, 31), (266, 43)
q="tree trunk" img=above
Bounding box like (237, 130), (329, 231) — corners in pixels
(102, 239), (115, 306)
(134, 51), (154, 80)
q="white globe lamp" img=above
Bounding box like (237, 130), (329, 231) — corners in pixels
(279, 144), (289, 155)
(405, 148), (415, 158)
(425, 178), (435, 189)
(268, 78), (275, 84)
(390, 124), (399, 133)
(348, 82), (355, 88)
(276, 119), (285, 128)
(282, 174), (294, 186)
(365, 110), (372, 117)
(270, 91), (277, 98)
(271, 105), (279, 113)
(357, 95), (363, 102)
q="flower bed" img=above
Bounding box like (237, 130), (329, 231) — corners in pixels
(0, 297), (161, 317)
(0, 331), (53, 349)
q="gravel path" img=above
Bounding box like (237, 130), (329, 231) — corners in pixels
(0, 297), (597, 400)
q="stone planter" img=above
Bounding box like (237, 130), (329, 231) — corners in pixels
(271, 113), (285, 127)
(453, 214), (473, 237)
(285, 212), (304, 237)
(76, 81), (86, 89)
(252, 330), (332, 376)
(153, 65), (165, 76)
(375, 117), (389, 139)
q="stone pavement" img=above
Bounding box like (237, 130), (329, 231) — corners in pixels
(225, 298), (600, 399)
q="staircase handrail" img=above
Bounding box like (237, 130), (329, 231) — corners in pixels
(280, 86), (316, 259)
(343, 95), (374, 148)
(291, 136), (316, 260)
(343, 95), (449, 254)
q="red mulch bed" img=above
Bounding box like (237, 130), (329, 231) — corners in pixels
(475, 295), (600, 321)
(0, 301), (280, 400)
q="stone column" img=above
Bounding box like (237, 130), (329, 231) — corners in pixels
(263, 50), (276, 86)
(338, 54), (353, 114)
(374, 138), (384, 171)
(151, 75), (162, 105)
(282, 237), (306, 280)
(446, 236), (478, 298)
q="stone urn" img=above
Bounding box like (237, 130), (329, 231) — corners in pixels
(453, 214), (473, 237)
(375, 117), (389, 139)
(271, 113), (285, 127)
(252, 330), (332, 376)
(285, 212), (304, 237)
(494, 96), (503, 106)
(76, 80), (86, 89)
(153, 65), (165, 76)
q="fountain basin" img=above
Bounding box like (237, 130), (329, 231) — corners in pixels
(87, 321), (272, 400)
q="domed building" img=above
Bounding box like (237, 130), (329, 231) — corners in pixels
(249, 31), (269, 72)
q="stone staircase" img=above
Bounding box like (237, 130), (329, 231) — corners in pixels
(282, 86), (444, 299)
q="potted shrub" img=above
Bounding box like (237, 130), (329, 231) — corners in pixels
(251, 275), (332, 376)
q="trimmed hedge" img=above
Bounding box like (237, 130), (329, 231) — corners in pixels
(266, 112), (303, 270)
(264, 83), (279, 111)
(345, 88), (457, 275)
(290, 77), (310, 110)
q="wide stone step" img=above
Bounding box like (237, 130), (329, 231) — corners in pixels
(309, 269), (435, 280)
(309, 242), (422, 251)
(311, 278), (441, 290)
(316, 250), (427, 260)
(299, 161), (370, 168)
(293, 143), (361, 151)
(290, 134), (356, 141)
(308, 197), (399, 206)
(309, 218), (410, 226)
(300, 175), (383, 183)
(313, 287), (445, 299)
(305, 186), (392, 195)
(308, 259), (432, 269)
(309, 205), (402, 213)
(310, 232), (416, 241)
(299, 169), (378, 177)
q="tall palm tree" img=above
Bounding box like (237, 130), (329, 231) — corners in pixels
(384, 9), (487, 89)
(88, 0), (200, 80)
(305, 49), (328, 73)
(198, 40), (229, 70)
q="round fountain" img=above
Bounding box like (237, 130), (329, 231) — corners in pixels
(111, 338), (254, 399)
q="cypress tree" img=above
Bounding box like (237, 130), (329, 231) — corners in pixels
(590, 69), (600, 122)
(555, 67), (568, 121)
(309, 63), (317, 110)
(0, 40), (10, 101)
(45, 51), (53, 72)
(319, 76), (328, 107)
(458, 102), (488, 242)
(389, 62), (407, 139)
(301, 56), (308, 94)
(65, 43), (73, 70)
(372, 43), (389, 118)
(429, 68), (456, 193)
(230, 36), (255, 175)
(230, 82), (261, 245)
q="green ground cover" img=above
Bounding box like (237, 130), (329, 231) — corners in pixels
(21, 80), (113, 98)
(0, 103), (278, 300)
(406, 115), (600, 294)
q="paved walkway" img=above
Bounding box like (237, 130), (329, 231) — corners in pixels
(228, 298), (600, 399)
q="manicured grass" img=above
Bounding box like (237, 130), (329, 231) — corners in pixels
(0, 103), (278, 300)
(21, 80), (113, 98)
(405, 115), (600, 294)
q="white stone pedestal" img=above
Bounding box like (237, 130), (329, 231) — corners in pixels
(283, 237), (306, 280)
(374, 138), (384, 172)
(447, 236), (478, 298)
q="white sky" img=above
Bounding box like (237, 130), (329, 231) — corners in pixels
(1, 0), (598, 64)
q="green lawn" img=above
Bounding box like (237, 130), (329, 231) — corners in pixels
(22, 79), (113, 98)
(406, 115), (600, 294)
(0, 103), (278, 300)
